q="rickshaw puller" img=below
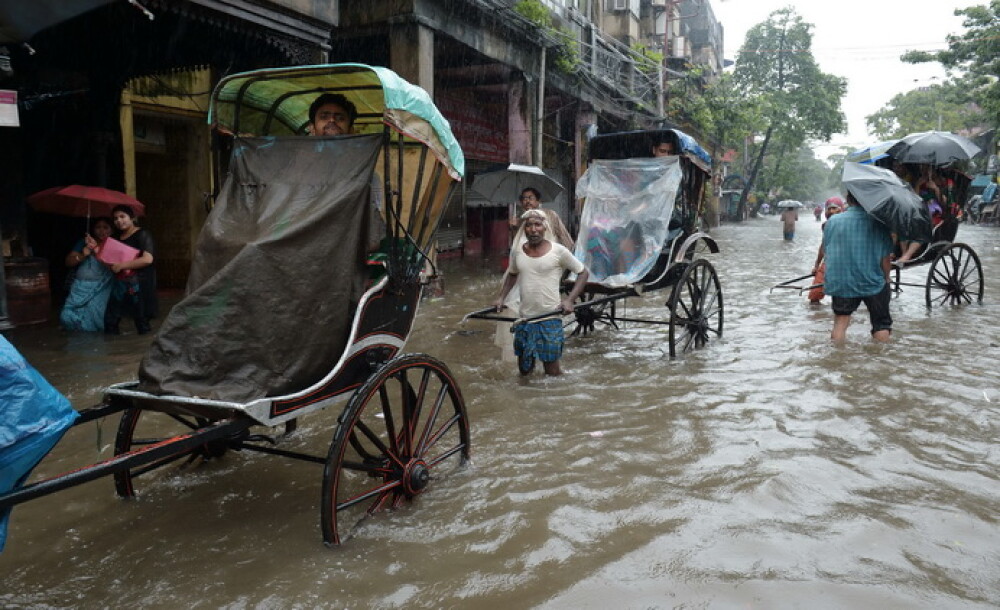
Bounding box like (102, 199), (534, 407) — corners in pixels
(493, 210), (589, 376)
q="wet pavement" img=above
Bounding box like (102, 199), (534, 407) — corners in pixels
(1, 217), (999, 608)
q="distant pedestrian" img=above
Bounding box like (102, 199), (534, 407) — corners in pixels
(509, 187), (574, 250)
(780, 206), (798, 240)
(821, 192), (893, 343)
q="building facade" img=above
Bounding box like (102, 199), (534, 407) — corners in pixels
(1, 0), (725, 323)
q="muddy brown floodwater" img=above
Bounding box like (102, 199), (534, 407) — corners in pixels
(2, 217), (999, 608)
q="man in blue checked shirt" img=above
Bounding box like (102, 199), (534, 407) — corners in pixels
(822, 192), (894, 343)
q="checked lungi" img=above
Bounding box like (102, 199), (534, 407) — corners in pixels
(513, 318), (564, 374)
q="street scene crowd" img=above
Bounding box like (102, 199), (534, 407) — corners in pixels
(1, 0), (998, 607)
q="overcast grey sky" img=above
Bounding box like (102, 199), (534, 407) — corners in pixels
(712, 0), (977, 160)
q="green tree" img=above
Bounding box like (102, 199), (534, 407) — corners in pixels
(901, 1), (1000, 125)
(866, 82), (984, 138)
(513, 0), (581, 75)
(731, 8), (846, 219)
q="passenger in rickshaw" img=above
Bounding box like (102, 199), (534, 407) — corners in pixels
(308, 93), (385, 254)
(894, 165), (951, 265)
(309, 93), (355, 136)
(602, 134), (684, 272)
(651, 136), (675, 158)
(651, 136), (686, 242)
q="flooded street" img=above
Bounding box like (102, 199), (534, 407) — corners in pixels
(2, 217), (999, 608)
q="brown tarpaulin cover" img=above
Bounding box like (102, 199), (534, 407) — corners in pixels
(137, 134), (381, 402)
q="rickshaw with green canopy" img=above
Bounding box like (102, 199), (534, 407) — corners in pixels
(0, 64), (472, 547)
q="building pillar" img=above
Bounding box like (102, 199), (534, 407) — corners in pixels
(389, 21), (434, 96)
(508, 79), (531, 165)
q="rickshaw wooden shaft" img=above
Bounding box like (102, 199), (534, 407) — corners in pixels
(0, 414), (251, 510)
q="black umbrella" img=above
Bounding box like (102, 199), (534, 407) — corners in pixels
(842, 162), (931, 240)
(886, 130), (981, 166)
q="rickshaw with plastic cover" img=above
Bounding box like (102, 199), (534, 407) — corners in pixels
(0, 64), (471, 547)
(466, 128), (723, 358)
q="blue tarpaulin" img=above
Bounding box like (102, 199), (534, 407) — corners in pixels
(0, 335), (78, 552)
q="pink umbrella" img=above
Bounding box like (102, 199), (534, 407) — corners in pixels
(27, 185), (145, 220)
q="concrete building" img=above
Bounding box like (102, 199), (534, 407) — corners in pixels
(0, 0), (337, 325)
(333, 0), (724, 257)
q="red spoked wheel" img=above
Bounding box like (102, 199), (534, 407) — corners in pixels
(113, 409), (227, 498)
(321, 354), (471, 545)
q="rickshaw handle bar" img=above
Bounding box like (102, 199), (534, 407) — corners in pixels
(0, 418), (251, 510)
(510, 293), (630, 329)
(770, 273), (815, 293)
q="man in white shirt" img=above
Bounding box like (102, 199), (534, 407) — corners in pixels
(493, 210), (589, 376)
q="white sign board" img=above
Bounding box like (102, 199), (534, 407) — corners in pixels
(0, 90), (19, 127)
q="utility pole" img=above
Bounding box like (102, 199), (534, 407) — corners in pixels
(535, 45), (546, 166)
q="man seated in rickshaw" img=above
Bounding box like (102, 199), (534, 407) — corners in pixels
(651, 135), (675, 158)
(309, 93), (385, 255)
(650, 135), (685, 243)
(309, 93), (355, 137)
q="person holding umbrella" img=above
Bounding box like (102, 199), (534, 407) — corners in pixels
(778, 201), (799, 240)
(822, 192), (894, 342)
(509, 187), (574, 250)
(824, 165), (908, 343)
(59, 217), (114, 331)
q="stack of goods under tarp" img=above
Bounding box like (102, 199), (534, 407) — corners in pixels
(0, 336), (78, 552)
(138, 134), (382, 403)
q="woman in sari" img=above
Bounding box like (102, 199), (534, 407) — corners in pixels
(59, 217), (114, 331)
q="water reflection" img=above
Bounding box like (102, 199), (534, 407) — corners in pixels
(1, 218), (998, 608)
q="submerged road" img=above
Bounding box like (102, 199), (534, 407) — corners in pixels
(2, 216), (999, 608)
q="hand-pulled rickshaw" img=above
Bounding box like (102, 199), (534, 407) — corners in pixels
(885, 164), (985, 308)
(775, 132), (985, 308)
(0, 64), (471, 547)
(467, 128), (724, 358)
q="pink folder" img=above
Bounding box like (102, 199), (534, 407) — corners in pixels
(96, 236), (140, 265)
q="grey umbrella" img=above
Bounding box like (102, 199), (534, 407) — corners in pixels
(886, 130), (981, 166)
(842, 162), (931, 240)
(776, 199), (802, 209)
(471, 163), (564, 203)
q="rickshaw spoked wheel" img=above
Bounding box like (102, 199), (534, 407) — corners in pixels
(667, 259), (723, 358)
(113, 408), (224, 499)
(565, 291), (617, 336)
(925, 243), (984, 308)
(321, 354), (471, 546)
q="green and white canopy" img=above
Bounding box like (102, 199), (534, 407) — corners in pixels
(209, 63), (464, 179)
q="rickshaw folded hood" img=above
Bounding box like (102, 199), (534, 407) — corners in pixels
(208, 63), (464, 181)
